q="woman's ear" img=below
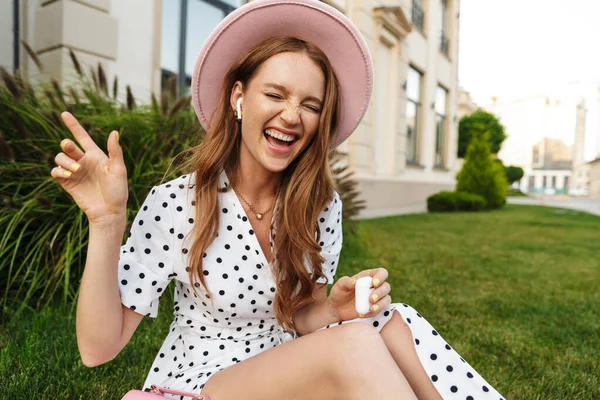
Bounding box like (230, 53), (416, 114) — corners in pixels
(230, 81), (243, 116)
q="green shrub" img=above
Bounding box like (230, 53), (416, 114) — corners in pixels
(507, 188), (528, 197)
(427, 191), (486, 212)
(458, 109), (507, 158)
(492, 158), (508, 206)
(505, 165), (524, 185)
(456, 130), (507, 209)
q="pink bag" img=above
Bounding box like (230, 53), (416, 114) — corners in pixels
(121, 384), (210, 400)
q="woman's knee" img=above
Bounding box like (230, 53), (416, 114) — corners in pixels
(331, 321), (382, 346)
(324, 322), (389, 379)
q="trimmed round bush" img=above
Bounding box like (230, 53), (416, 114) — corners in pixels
(455, 191), (487, 211)
(427, 191), (486, 212)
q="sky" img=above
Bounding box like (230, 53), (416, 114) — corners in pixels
(458, 0), (600, 161)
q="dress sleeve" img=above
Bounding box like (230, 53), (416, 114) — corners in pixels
(314, 191), (343, 284)
(117, 185), (176, 317)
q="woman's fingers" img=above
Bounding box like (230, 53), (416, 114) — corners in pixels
(370, 295), (392, 314)
(106, 130), (124, 167)
(60, 138), (85, 161)
(351, 267), (389, 288)
(61, 111), (101, 153)
(336, 276), (354, 291)
(370, 282), (391, 305)
(51, 166), (74, 179)
(371, 268), (389, 288)
(54, 152), (81, 173)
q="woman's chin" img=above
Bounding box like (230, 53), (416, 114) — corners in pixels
(261, 158), (290, 174)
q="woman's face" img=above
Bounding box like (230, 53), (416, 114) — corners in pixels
(231, 51), (325, 173)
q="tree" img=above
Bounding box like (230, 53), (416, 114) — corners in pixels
(505, 166), (524, 185)
(458, 109), (507, 158)
(457, 130), (507, 209)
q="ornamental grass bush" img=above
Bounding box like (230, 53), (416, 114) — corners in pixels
(0, 54), (200, 320)
(0, 49), (365, 323)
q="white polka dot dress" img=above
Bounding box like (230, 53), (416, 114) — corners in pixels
(118, 170), (504, 399)
(319, 305), (504, 399)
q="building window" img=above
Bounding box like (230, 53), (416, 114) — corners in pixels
(528, 176), (535, 189)
(160, 0), (241, 97)
(564, 176), (569, 190)
(406, 66), (422, 164)
(440, 0), (449, 56)
(434, 85), (448, 168)
(542, 175), (547, 187)
(551, 176), (556, 188)
(532, 144), (541, 166)
(412, 0), (425, 32)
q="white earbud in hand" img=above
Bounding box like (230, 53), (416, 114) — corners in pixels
(355, 276), (374, 315)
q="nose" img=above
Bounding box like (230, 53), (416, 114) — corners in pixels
(279, 102), (301, 126)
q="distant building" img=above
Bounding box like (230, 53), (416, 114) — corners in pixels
(588, 157), (600, 197)
(527, 137), (572, 194)
(457, 88), (479, 119)
(532, 138), (572, 171)
(487, 94), (587, 195)
(571, 98), (590, 196)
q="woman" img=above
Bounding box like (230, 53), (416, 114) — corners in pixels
(52, 0), (504, 398)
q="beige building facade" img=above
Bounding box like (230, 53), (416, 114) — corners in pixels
(588, 158), (600, 198)
(3, 0), (461, 218)
(0, 0), (163, 103)
(457, 87), (478, 119)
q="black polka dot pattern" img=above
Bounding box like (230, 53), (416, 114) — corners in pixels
(320, 303), (504, 398)
(118, 185), (175, 318)
(118, 171), (347, 395)
(119, 171), (503, 399)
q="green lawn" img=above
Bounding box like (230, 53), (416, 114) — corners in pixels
(507, 188), (529, 197)
(1, 205), (599, 399)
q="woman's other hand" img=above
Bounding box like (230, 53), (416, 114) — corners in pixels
(51, 111), (128, 225)
(326, 268), (391, 321)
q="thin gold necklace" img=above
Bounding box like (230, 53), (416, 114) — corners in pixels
(231, 185), (277, 221)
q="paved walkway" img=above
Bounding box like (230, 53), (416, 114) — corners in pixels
(507, 196), (600, 216)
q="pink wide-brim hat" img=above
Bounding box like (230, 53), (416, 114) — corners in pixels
(191, 0), (373, 150)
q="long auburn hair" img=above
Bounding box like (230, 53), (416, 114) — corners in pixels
(175, 37), (340, 332)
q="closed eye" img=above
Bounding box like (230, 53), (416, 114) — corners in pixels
(266, 93), (283, 100)
(304, 105), (321, 113)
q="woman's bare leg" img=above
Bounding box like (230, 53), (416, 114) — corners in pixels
(379, 312), (443, 400)
(202, 322), (417, 400)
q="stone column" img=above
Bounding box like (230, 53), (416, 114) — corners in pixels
(572, 97), (586, 167)
(33, 0), (118, 88)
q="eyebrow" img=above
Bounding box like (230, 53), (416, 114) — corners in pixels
(264, 83), (323, 107)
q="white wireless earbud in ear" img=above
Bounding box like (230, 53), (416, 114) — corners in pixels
(236, 98), (243, 120)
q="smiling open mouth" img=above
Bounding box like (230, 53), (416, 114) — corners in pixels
(264, 129), (296, 147)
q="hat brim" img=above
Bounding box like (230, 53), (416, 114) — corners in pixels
(191, 0), (373, 150)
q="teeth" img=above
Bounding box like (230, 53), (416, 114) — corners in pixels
(265, 129), (294, 142)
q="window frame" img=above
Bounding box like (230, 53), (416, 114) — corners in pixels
(161, 0), (242, 97)
(439, 0), (449, 56)
(411, 0), (425, 33)
(406, 65), (423, 165)
(434, 84), (448, 169)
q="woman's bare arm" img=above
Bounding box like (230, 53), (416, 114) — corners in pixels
(51, 112), (139, 366)
(292, 284), (340, 336)
(76, 216), (143, 367)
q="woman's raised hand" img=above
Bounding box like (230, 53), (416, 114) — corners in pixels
(51, 112), (128, 225)
(326, 268), (392, 321)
